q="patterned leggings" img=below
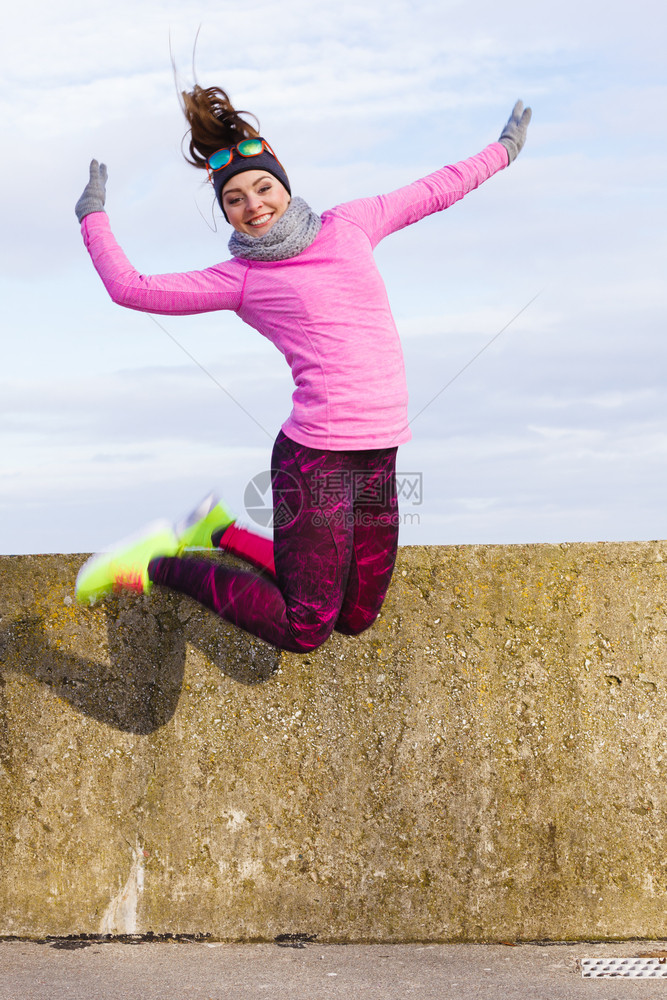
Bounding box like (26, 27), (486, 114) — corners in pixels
(149, 431), (399, 652)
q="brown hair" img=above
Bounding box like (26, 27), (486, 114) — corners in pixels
(181, 85), (260, 169)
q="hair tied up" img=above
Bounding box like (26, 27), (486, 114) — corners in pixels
(181, 85), (261, 169)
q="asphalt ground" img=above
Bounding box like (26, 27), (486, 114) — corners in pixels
(1, 939), (667, 1000)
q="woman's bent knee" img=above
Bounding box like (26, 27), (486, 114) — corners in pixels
(284, 616), (336, 653)
(334, 608), (380, 637)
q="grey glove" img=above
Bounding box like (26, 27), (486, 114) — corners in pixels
(75, 159), (108, 222)
(498, 100), (532, 163)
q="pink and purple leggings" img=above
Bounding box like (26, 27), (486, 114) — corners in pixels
(149, 431), (399, 652)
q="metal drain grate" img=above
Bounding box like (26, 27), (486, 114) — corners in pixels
(581, 958), (667, 978)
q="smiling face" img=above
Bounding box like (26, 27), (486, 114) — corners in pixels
(221, 170), (291, 236)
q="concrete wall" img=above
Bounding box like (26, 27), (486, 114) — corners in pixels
(1, 542), (667, 942)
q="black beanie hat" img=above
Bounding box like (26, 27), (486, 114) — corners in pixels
(211, 139), (291, 220)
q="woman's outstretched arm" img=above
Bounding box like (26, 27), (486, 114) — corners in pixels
(75, 161), (245, 316)
(329, 100), (532, 247)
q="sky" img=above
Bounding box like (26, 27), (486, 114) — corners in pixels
(1, 0), (665, 554)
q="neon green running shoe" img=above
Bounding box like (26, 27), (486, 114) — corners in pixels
(75, 519), (179, 605)
(175, 492), (235, 554)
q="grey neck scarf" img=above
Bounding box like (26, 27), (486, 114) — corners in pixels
(228, 196), (321, 262)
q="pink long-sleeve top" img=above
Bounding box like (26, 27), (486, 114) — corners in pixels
(81, 142), (509, 451)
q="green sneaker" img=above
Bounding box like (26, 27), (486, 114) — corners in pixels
(175, 492), (235, 554)
(75, 520), (178, 605)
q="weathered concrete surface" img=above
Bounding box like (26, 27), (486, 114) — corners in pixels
(1, 542), (667, 941)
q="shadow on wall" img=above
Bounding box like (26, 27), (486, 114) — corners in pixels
(0, 554), (279, 735)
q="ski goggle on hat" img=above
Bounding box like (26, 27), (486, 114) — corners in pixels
(206, 138), (282, 176)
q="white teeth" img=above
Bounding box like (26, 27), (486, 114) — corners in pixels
(249, 214), (272, 226)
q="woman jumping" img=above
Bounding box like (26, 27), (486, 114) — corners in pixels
(74, 85), (531, 652)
